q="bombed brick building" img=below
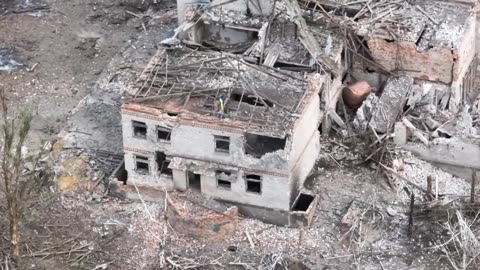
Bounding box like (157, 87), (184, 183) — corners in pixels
(121, 48), (327, 226)
(118, 0), (477, 226)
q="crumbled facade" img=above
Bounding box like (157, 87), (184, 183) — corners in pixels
(119, 0), (478, 226)
(312, 0), (478, 112)
(121, 46), (328, 226)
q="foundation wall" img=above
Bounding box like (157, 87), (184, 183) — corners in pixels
(221, 199), (317, 227)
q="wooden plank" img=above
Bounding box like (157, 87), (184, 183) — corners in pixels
(284, 0), (339, 75)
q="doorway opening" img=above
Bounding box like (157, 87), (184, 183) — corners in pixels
(188, 171), (201, 192)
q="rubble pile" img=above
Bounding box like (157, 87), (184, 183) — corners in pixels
(391, 151), (471, 203)
(28, 0), (480, 268)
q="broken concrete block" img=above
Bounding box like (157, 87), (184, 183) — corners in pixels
(343, 81), (371, 108)
(353, 94), (378, 130)
(370, 76), (413, 133)
(402, 138), (480, 180)
(394, 122), (407, 145)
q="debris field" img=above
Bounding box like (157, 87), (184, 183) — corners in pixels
(1, 0), (480, 269)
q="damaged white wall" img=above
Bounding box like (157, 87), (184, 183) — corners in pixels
(177, 0), (275, 24)
(121, 109), (304, 211)
(199, 168), (291, 210)
(288, 83), (322, 204)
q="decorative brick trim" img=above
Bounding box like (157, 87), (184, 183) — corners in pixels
(182, 120), (244, 134)
(123, 110), (291, 139)
(241, 167), (289, 178)
(122, 108), (253, 134)
(124, 147), (154, 155)
(173, 155), (289, 178)
(122, 110), (166, 122)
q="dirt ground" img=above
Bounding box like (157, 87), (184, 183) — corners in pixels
(1, 1), (480, 270)
(0, 0), (175, 146)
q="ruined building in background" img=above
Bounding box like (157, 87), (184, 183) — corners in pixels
(118, 0), (478, 226)
(320, 0), (478, 112)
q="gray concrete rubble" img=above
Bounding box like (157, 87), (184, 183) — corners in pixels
(370, 76), (413, 133)
(34, 0), (480, 268)
(403, 138), (480, 180)
(52, 24), (176, 198)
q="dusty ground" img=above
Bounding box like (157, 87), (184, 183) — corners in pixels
(0, 0), (175, 146)
(0, 1), (480, 270)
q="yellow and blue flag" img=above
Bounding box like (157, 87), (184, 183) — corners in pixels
(219, 95), (225, 112)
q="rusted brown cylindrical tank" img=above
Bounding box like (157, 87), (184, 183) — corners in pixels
(342, 81), (371, 109)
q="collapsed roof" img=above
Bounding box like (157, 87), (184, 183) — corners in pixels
(299, 0), (474, 50)
(123, 48), (322, 137)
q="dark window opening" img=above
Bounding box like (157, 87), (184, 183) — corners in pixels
(214, 135), (230, 153)
(292, 193), (315, 212)
(157, 126), (171, 141)
(216, 170), (234, 190)
(188, 171), (201, 191)
(217, 179), (232, 190)
(231, 93), (273, 107)
(135, 155), (149, 175)
(167, 112), (178, 117)
(246, 174), (262, 194)
(133, 120), (147, 138)
(113, 161), (128, 185)
(156, 151), (172, 176)
(244, 133), (286, 158)
(246, 174), (261, 180)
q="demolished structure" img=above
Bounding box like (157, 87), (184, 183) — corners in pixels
(118, 0), (479, 227)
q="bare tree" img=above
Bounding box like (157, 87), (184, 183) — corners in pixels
(0, 88), (52, 260)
